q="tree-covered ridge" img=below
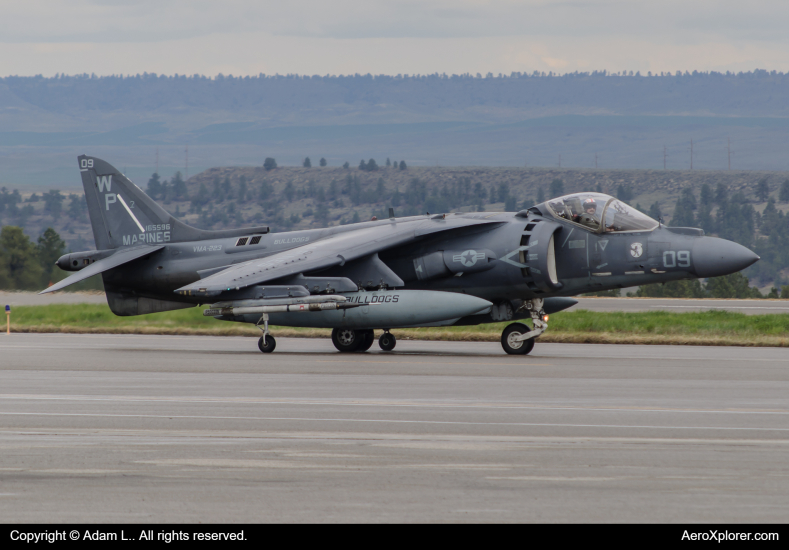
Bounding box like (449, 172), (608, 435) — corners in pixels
(4, 70), (789, 120)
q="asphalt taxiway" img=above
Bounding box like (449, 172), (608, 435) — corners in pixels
(1, 333), (788, 522)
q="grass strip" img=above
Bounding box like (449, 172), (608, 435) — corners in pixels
(4, 304), (789, 347)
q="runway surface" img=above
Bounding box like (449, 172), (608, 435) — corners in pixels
(573, 297), (789, 314)
(5, 291), (789, 314)
(1, 333), (788, 523)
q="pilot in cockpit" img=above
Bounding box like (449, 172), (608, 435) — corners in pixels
(572, 198), (600, 229)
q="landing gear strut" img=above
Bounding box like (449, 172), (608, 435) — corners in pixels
(255, 313), (276, 353)
(379, 331), (396, 351)
(501, 298), (548, 355)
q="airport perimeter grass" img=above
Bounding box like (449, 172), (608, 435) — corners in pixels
(5, 303), (789, 346)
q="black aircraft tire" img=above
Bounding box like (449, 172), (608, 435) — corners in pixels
(379, 332), (396, 351)
(258, 335), (276, 353)
(357, 330), (375, 352)
(332, 328), (361, 352)
(501, 323), (535, 355)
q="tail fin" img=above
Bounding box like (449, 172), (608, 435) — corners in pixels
(78, 155), (269, 249)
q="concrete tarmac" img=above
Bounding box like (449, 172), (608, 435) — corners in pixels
(573, 297), (789, 314)
(1, 333), (788, 523)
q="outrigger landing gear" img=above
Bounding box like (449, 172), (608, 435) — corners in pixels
(256, 313), (276, 353)
(379, 331), (396, 351)
(258, 335), (276, 353)
(501, 298), (549, 356)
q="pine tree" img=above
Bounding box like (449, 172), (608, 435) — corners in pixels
(237, 175), (248, 201)
(303, 157), (312, 168)
(36, 227), (66, 287)
(320, 158), (327, 167)
(549, 179), (565, 199)
(648, 202), (662, 222)
(616, 184), (633, 204)
(171, 172), (187, 200)
(670, 193), (696, 227)
(328, 180), (338, 200)
(147, 173), (162, 199)
(0, 226), (43, 290)
(42, 190), (64, 220)
(714, 183), (728, 205)
(756, 178), (770, 202)
(779, 179), (789, 203)
(399, 160), (407, 170)
(284, 181), (295, 202)
(263, 158), (277, 171)
(66, 194), (87, 223)
(259, 181), (273, 202)
(700, 183), (713, 206)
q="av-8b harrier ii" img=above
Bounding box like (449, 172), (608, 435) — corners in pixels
(43, 156), (759, 354)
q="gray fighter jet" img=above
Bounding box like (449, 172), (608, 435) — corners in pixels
(43, 156), (759, 354)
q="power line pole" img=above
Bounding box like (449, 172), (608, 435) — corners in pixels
(663, 145), (667, 170)
(185, 144), (189, 180)
(726, 137), (733, 170)
(594, 153), (598, 169)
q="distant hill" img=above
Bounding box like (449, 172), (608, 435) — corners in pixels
(3, 71), (789, 186)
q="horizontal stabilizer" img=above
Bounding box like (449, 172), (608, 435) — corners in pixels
(40, 245), (164, 294)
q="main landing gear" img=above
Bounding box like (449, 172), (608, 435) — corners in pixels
(331, 329), (396, 352)
(500, 298), (549, 356)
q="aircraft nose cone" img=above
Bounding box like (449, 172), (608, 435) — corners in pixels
(692, 237), (760, 278)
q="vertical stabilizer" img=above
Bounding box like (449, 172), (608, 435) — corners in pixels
(79, 155), (271, 248)
(79, 155), (174, 249)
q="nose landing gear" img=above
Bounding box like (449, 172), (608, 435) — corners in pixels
(501, 298), (548, 355)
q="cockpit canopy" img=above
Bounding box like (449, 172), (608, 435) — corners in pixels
(540, 193), (659, 233)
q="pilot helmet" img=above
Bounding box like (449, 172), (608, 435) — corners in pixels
(583, 198), (597, 212)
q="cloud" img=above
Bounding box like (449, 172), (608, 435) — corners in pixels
(2, 1), (789, 76)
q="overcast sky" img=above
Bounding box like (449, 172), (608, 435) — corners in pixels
(2, 0), (788, 77)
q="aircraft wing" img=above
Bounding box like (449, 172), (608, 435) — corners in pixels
(40, 245), (165, 294)
(176, 216), (503, 296)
